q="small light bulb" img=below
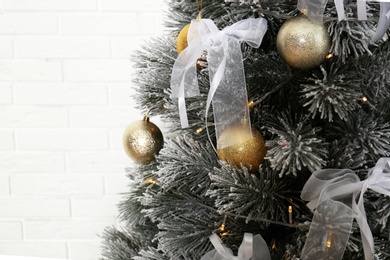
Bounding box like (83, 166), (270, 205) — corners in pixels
(288, 205), (293, 224)
(196, 128), (203, 134)
(361, 96), (368, 103)
(248, 100), (254, 107)
(326, 53), (333, 59)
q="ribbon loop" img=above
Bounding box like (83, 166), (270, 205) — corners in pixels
(170, 18), (267, 132)
(201, 233), (271, 260)
(301, 158), (390, 260)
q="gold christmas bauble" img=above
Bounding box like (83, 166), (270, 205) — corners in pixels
(217, 125), (267, 172)
(276, 14), (330, 70)
(122, 116), (164, 164)
(176, 24), (191, 54)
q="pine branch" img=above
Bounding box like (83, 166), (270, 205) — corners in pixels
(265, 114), (328, 177)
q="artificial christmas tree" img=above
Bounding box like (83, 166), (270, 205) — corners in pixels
(101, 0), (390, 259)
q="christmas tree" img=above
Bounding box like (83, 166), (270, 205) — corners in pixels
(100, 0), (390, 259)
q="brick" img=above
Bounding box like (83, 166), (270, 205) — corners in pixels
(0, 38), (14, 58)
(14, 83), (107, 105)
(0, 153), (65, 173)
(0, 242), (67, 258)
(15, 36), (110, 58)
(99, 0), (164, 11)
(105, 174), (130, 195)
(17, 130), (109, 151)
(71, 197), (120, 218)
(108, 83), (134, 105)
(110, 36), (146, 58)
(61, 13), (156, 35)
(0, 60), (62, 82)
(67, 152), (130, 174)
(109, 129), (125, 150)
(0, 85), (13, 104)
(0, 13), (57, 34)
(3, 0), (97, 11)
(0, 107), (68, 128)
(69, 241), (102, 260)
(63, 60), (132, 82)
(11, 175), (104, 196)
(25, 219), (115, 240)
(0, 198), (70, 218)
(0, 176), (10, 195)
(70, 106), (138, 128)
(0, 221), (23, 240)
(0, 131), (14, 150)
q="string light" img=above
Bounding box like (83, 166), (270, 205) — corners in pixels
(248, 100), (254, 107)
(288, 205), (293, 224)
(326, 231), (332, 248)
(143, 177), (157, 187)
(326, 53), (333, 59)
(271, 239), (276, 250)
(219, 214), (228, 231)
(361, 96), (368, 103)
(196, 127), (203, 134)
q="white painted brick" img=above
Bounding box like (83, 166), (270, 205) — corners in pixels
(0, 60), (62, 82)
(0, 38), (14, 58)
(61, 13), (156, 35)
(17, 130), (109, 151)
(105, 174), (131, 195)
(0, 85), (13, 105)
(71, 197), (120, 218)
(99, 0), (164, 11)
(0, 242), (67, 258)
(67, 152), (130, 173)
(69, 241), (102, 260)
(0, 198), (70, 217)
(0, 176), (10, 195)
(0, 107), (68, 128)
(0, 13), (58, 34)
(11, 175), (104, 196)
(25, 219), (115, 240)
(110, 36), (146, 58)
(3, 0), (97, 11)
(0, 153), (65, 173)
(108, 83), (134, 105)
(63, 60), (132, 82)
(14, 83), (107, 105)
(109, 129), (125, 150)
(70, 106), (138, 128)
(0, 221), (23, 240)
(0, 131), (14, 150)
(15, 36), (110, 58)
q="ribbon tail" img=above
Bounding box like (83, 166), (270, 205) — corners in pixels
(372, 2), (390, 42)
(357, 0), (368, 20)
(334, 0), (346, 21)
(297, 0), (328, 22)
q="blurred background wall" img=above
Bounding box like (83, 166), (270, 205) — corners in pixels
(0, 0), (166, 259)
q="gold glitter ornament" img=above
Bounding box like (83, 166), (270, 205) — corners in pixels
(176, 24), (191, 54)
(217, 125), (267, 172)
(276, 14), (330, 70)
(122, 116), (164, 164)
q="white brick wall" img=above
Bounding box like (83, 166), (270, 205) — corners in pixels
(0, 1), (166, 259)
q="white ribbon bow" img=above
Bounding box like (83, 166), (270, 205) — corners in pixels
(200, 233), (271, 260)
(298, 0), (390, 42)
(300, 157), (390, 260)
(170, 18), (267, 133)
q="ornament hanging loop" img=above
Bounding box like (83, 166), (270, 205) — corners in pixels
(196, 0), (203, 20)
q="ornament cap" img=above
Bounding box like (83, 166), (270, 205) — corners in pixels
(143, 115), (150, 122)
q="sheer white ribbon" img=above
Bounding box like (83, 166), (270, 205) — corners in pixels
(297, 0), (390, 42)
(201, 233), (271, 260)
(170, 18), (267, 141)
(300, 157), (390, 260)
